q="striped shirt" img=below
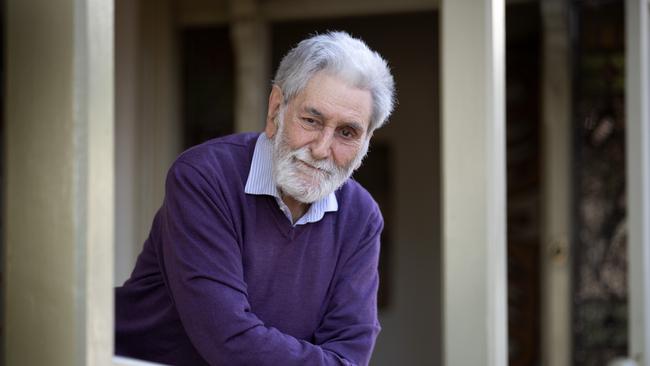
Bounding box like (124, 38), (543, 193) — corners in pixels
(244, 133), (338, 226)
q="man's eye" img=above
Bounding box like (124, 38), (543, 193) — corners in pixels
(303, 118), (317, 124)
(339, 128), (356, 139)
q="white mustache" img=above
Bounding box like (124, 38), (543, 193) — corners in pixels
(290, 147), (341, 176)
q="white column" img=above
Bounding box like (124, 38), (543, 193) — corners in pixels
(441, 1), (507, 365)
(230, 0), (271, 132)
(540, 1), (572, 366)
(4, 0), (114, 364)
(84, 0), (115, 363)
(626, 0), (650, 364)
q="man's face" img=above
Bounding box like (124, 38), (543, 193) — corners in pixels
(265, 72), (373, 203)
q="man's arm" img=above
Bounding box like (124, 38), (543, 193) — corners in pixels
(160, 160), (374, 365)
(312, 204), (383, 366)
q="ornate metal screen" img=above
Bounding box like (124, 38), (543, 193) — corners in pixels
(572, 1), (628, 364)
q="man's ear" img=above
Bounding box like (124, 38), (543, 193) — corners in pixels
(265, 85), (283, 139)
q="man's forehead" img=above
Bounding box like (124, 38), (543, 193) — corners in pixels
(295, 74), (372, 122)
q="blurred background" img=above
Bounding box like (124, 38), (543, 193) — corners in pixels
(4, 0), (649, 365)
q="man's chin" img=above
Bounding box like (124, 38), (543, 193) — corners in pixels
(277, 171), (350, 204)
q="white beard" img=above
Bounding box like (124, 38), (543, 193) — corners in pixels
(271, 117), (369, 204)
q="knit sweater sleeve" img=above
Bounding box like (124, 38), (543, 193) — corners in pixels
(160, 160), (357, 366)
(312, 194), (383, 366)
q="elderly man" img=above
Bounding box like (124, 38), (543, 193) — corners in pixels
(115, 31), (395, 366)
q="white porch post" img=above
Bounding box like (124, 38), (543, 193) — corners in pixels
(626, 0), (650, 364)
(4, 0), (114, 364)
(230, 0), (271, 133)
(441, 1), (508, 365)
(540, 1), (572, 365)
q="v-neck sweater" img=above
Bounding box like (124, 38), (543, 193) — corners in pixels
(115, 132), (383, 366)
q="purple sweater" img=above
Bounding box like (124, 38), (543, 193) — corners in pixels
(115, 133), (383, 366)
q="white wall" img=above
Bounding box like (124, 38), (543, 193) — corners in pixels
(357, 15), (441, 366)
(115, 0), (140, 286)
(114, 0), (182, 285)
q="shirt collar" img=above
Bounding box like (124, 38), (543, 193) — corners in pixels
(245, 133), (338, 225)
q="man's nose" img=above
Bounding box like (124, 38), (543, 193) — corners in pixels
(310, 129), (334, 160)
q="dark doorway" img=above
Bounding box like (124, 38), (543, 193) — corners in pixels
(506, 3), (543, 365)
(180, 26), (235, 149)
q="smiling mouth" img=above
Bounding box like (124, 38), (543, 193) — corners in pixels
(294, 158), (329, 175)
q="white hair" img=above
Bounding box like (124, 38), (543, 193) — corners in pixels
(273, 31), (396, 133)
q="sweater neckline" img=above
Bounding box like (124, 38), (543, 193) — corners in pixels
(265, 196), (301, 239)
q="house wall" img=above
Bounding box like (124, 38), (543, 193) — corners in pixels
(115, 0), (181, 285)
(358, 17), (441, 366)
(115, 0), (140, 285)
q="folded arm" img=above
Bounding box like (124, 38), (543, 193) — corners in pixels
(160, 161), (381, 366)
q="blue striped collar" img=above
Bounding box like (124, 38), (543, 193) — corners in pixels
(244, 133), (338, 226)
